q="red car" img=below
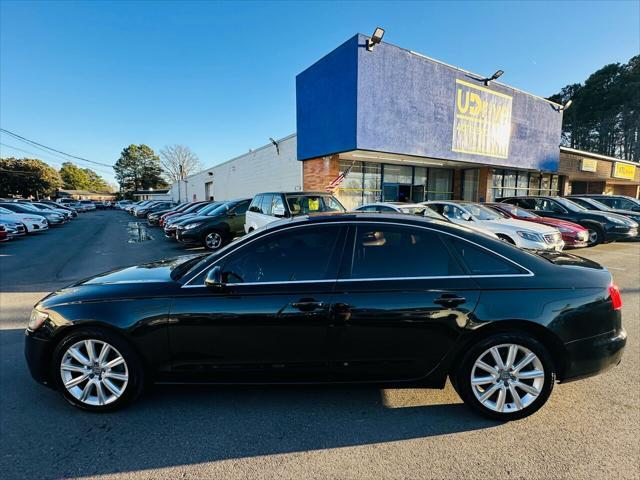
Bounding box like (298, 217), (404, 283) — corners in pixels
(158, 201), (209, 227)
(0, 224), (8, 242)
(487, 202), (589, 248)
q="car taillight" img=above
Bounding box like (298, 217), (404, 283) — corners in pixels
(609, 284), (623, 310)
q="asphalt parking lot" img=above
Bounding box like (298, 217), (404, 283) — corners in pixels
(0, 210), (638, 480)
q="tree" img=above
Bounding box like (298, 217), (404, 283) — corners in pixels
(113, 144), (165, 192)
(549, 55), (639, 161)
(60, 162), (90, 189)
(160, 145), (202, 183)
(0, 157), (62, 198)
(59, 162), (112, 191)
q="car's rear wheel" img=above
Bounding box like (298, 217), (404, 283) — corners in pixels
(204, 230), (226, 250)
(455, 333), (555, 421)
(52, 328), (144, 412)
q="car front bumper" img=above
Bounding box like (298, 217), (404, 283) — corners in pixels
(605, 226), (638, 241)
(561, 328), (627, 382)
(175, 228), (202, 245)
(24, 330), (54, 387)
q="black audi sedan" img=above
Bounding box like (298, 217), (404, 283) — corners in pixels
(499, 195), (638, 245)
(25, 213), (626, 420)
(175, 199), (251, 250)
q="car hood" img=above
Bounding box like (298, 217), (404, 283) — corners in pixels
(168, 213), (197, 225)
(606, 208), (640, 218)
(0, 213), (45, 222)
(78, 255), (203, 286)
(525, 217), (586, 231)
(475, 218), (558, 234)
(175, 214), (222, 225)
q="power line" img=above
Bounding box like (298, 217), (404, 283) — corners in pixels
(0, 142), (114, 176)
(0, 128), (114, 169)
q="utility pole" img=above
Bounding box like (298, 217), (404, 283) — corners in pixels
(178, 165), (183, 202)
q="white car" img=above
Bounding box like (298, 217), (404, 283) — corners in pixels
(424, 201), (564, 251)
(245, 192), (345, 233)
(0, 206), (49, 233)
(79, 200), (97, 211)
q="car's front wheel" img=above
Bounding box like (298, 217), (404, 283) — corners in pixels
(52, 328), (144, 412)
(454, 333), (555, 421)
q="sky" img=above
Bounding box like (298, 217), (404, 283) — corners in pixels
(1, 0), (639, 184)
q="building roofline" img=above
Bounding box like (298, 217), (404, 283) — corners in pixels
(185, 133), (298, 180)
(560, 146), (638, 165)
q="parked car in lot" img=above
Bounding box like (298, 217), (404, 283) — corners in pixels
(355, 202), (442, 218)
(175, 199), (251, 250)
(25, 212), (626, 420)
(0, 220), (27, 239)
(572, 194), (640, 212)
(135, 201), (177, 218)
(31, 202), (74, 221)
(147, 204), (185, 226)
(39, 201), (78, 218)
(499, 196), (638, 246)
(245, 192), (345, 233)
(158, 202), (205, 227)
(164, 202), (220, 238)
(115, 200), (133, 210)
(79, 200), (96, 211)
(0, 205), (49, 233)
(0, 223), (8, 242)
(567, 196), (640, 225)
(424, 201), (564, 251)
(487, 203), (589, 248)
(0, 202), (64, 226)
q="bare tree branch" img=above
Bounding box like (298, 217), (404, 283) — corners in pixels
(160, 145), (202, 182)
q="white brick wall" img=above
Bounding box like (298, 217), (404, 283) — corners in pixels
(168, 134), (301, 202)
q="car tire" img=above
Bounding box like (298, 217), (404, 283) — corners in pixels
(203, 229), (227, 250)
(584, 224), (604, 246)
(454, 332), (555, 421)
(52, 327), (145, 412)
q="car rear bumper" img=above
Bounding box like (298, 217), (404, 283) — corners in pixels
(560, 328), (626, 382)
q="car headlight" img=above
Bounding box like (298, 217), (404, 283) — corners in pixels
(517, 230), (543, 242)
(28, 308), (49, 330)
(557, 227), (574, 233)
(605, 216), (625, 225)
(183, 222), (202, 230)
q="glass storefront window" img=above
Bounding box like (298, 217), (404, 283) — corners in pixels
(363, 162), (382, 204)
(540, 175), (551, 196)
(529, 174), (541, 196)
(383, 164), (412, 184)
(550, 175), (559, 196)
(462, 169), (479, 201)
(336, 160), (364, 211)
(491, 170), (504, 200)
(426, 168), (453, 200)
(503, 170), (517, 197)
(414, 167), (427, 187)
(516, 172), (529, 196)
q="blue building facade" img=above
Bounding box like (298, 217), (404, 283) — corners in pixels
(296, 34), (565, 207)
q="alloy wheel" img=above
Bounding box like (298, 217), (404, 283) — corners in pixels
(60, 339), (129, 406)
(587, 229), (599, 245)
(470, 343), (545, 413)
(205, 232), (222, 249)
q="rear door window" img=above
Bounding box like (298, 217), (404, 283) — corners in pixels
(261, 195), (274, 216)
(348, 224), (464, 279)
(249, 195), (263, 214)
(449, 238), (525, 275)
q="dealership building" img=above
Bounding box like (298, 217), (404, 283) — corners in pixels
(169, 33), (639, 207)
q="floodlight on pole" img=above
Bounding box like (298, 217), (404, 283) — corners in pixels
(366, 27), (385, 51)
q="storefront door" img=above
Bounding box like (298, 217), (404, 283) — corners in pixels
(382, 183), (413, 202)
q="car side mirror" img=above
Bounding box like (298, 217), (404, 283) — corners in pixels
(273, 205), (286, 217)
(205, 266), (224, 288)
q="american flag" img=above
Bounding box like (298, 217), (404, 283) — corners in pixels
(325, 160), (356, 192)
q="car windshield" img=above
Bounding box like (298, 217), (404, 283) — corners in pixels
(286, 195), (345, 215)
(554, 197), (585, 212)
(574, 197), (609, 210)
(198, 202), (224, 215)
(18, 203), (42, 212)
(397, 206), (425, 215)
(462, 203), (501, 220)
(501, 204), (539, 219)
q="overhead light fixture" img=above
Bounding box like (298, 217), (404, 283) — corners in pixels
(366, 27), (385, 51)
(269, 137), (280, 155)
(561, 99), (573, 111)
(483, 69), (504, 86)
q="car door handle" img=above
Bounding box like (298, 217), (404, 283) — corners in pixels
(291, 299), (325, 312)
(434, 294), (466, 307)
